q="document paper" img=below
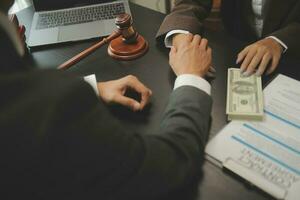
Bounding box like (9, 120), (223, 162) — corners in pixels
(205, 74), (300, 200)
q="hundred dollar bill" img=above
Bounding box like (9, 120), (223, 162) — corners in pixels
(226, 68), (264, 120)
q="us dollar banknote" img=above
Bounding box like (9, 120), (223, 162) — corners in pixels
(226, 68), (264, 120)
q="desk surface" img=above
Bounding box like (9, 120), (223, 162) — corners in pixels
(17, 3), (299, 200)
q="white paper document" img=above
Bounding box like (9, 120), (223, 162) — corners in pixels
(205, 74), (300, 200)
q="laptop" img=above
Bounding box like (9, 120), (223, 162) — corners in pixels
(28, 0), (131, 47)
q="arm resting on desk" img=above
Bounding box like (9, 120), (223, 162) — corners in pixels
(42, 77), (212, 199)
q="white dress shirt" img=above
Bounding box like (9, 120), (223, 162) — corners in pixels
(84, 74), (99, 96)
(174, 74), (211, 95)
(165, 0), (288, 52)
(251, 0), (266, 37)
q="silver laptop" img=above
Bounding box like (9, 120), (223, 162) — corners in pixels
(28, 0), (131, 47)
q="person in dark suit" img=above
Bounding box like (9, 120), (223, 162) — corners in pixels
(157, 0), (300, 76)
(0, 1), (213, 199)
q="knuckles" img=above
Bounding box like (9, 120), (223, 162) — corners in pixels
(126, 75), (138, 82)
(143, 90), (151, 97)
(265, 52), (271, 58)
(201, 38), (208, 44)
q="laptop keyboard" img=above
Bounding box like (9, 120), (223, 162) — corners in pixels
(36, 3), (125, 30)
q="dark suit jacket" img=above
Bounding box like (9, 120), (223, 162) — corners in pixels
(0, 22), (212, 199)
(157, 0), (300, 57)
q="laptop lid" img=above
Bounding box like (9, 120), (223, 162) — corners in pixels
(33, 0), (118, 11)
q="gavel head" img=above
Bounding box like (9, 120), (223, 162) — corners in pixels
(115, 13), (138, 44)
(108, 13), (149, 61)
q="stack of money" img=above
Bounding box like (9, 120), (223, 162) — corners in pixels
(226, 68), (264, 121)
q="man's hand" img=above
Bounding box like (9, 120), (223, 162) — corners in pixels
(236, 38), (283, 76)
(97, 75), (152, 111)
(172, 33), (191, 47)
(169, 34), (212, 77)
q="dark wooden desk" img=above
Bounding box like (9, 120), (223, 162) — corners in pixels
(17, 3), (299, 200)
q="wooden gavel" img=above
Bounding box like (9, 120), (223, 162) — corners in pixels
(58, 13), (148, 70)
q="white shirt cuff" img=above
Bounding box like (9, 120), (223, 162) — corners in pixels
(84, 74), (99, 96)
(165, 30), (190, 48)
(266, 36), (288, 53)
(174, 74), (211, 96)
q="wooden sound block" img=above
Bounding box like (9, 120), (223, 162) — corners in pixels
(108, 35), (149, 61)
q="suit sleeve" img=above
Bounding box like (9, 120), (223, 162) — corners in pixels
(43, 75), (212, 199)
(269, 2), (300, 57)
(156, 0), (212, 44)
(112, 86), (213, 200)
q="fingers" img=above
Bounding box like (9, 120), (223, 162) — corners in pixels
(236, 46), (250, 69)
(267, 55), (280, 75)
(206, 66), (216, 78)
(209, 66), (216, 73)
(191, 35), (208, 49)
(192, 34), (202, 45)
(174, 34), (208, 49)
(207, 47), (212, 56)
(238, 38), (283, 76)
(239, 48), (278, 76)
(207, 47), (212, 65)
(200, 38), (208, 50)
(184, 33), (194, 43)
(207, 47), (213, 72)
(124, 75), (152, 110)
(256, 53), (271, 76)
(115, 95), (141, 111)
(244, 50), (264, 76)
(169, 32), (213, 77)
(240, 48), (257, 75)
(176, 33), (193, 47)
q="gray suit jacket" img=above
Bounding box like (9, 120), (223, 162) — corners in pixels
(0, 23), (212, 199)
(157, 0), (300, 57)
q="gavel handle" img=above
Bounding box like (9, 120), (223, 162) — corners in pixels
(58, 30), (122, 70)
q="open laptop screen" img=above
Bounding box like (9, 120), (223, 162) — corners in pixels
(33, 0), (117, 11)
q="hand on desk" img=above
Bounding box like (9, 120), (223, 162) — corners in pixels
(237, 38), (283, 76)
(170, 34), (212, 77)
(97, 75), (152, 111)
(172, 34), (283, 77)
